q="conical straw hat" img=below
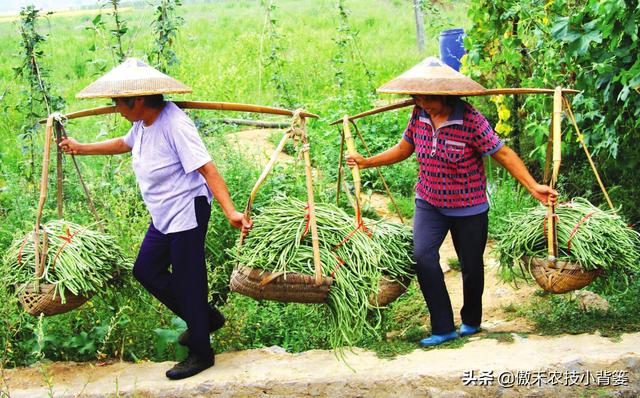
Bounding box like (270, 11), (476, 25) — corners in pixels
(76, 58), (192, 99)
(377, 57), (486, 96)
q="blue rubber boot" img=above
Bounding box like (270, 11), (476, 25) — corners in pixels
(459, 323), (480, 337)
(419, 331), (459, 347)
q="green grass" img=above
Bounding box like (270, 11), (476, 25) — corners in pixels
(386, 194), (415, 220)
(447, 257), (461, 271)
(481, 332), (515, 343)
(500, 279), (640, 338)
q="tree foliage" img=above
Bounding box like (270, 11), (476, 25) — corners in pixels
(465, 0), (640, 223)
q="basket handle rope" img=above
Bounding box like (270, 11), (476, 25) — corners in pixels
(562, 97), (616, 213)
(239, 110), (324, 286)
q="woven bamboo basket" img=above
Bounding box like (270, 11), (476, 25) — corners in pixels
(525, 256), (602, 294)
(370, 276), (410, 307)
(18, 283), (91, 316)
(229, 265), (333, 303)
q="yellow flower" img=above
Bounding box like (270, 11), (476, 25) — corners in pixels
(498, 104), (511, 121)
(495, 121), (513, 136)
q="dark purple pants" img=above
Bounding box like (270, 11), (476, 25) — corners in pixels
(132, 196), (213, 360)
(413, 198), (488, 335)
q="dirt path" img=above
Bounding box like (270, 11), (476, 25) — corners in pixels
(5, 335), (639, 397)
(3, 128), (637, 397)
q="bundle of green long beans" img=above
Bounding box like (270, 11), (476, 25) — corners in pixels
(228, 197), (415, 349)
(496, 198), (640, 290)
(2, 220), (131, 303)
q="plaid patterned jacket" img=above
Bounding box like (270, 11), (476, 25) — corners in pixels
(403, 101), (503, 209)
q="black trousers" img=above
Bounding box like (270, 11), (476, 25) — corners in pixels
(132, 196), (213, 359)
(413, 198), (488, 335)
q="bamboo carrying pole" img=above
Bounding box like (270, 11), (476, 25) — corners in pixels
(328, 88), (580, 126)
(342, 116), (362, 221)
(299, 117), (323, 286)
(376, 87), (581, 97)
(330, 99), (415, 126)
(39, 101), (319, 124)
(33, 115), (55, 288)
(546, 87), (563, 261)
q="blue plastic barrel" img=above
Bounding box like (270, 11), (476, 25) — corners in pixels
(439, 28), (466, 71)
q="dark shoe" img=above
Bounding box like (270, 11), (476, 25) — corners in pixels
(178, 306), (226, 346)
(165, 353), (214, 380)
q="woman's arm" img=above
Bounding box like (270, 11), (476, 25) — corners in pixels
(59, 137), (131, 155)
(491, 145), (558, 204)
(346, 138), (414, 169)
(198, 161), (252, 230)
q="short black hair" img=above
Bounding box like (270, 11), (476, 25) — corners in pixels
(411, 95), (460, 107)
(444, 95), (460, 107)
(142, 94), (165, 109)
(113, 94), (165, 109)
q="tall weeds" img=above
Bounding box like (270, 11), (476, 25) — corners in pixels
(14, 5), (64, 182)
(149, 0), (184, 73)
(260, 0), (294, 108)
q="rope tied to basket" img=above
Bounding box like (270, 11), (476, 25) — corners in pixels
(50, 226), (84, 273)
(297, 200), (370, 280)
(300, 203), (311, 241)
(567, 211), (596, 254)
(17, 234), (30, 266)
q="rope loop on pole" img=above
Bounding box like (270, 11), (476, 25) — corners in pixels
(51, 112), (68, 126)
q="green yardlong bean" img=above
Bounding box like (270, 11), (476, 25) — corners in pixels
(228, 197), (415, 350)
(2, 220), (131, 303)
(495, 198), (640, 292)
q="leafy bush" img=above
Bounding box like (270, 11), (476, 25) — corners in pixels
(465, 0), (640, 226)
